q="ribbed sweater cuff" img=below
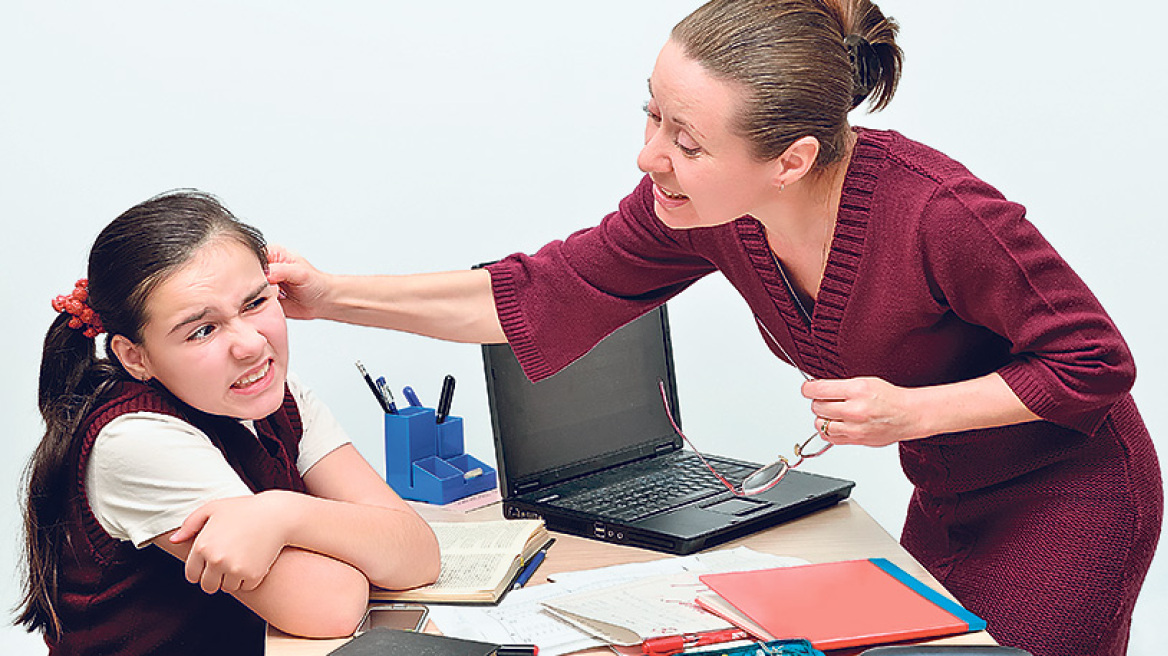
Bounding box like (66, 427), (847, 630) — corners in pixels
(998, 360), (1109, 435)
(485, 263), (555, 382)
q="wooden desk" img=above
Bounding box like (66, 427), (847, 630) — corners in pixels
(266, 499), (994, 655)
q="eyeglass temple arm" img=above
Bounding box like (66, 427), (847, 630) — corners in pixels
(657, 379), (742, 496)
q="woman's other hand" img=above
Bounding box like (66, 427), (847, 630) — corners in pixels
(801, 376), (928, 447)
(801, 372), (1039, 447)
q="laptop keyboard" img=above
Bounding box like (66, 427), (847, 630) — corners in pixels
(552, 452), (758, 522)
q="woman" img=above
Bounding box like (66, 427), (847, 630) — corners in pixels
(20, 191), (440, 655)
(268, 1), (1161, 654)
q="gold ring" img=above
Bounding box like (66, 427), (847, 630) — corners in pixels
(821, 418), (832, 437)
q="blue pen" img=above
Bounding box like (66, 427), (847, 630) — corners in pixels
(375, 376), (399, 414)
(402, 386), (423, 407)
(512, 540), (553, 590)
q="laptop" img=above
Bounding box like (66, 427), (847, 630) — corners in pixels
(481, 304), (855, 555)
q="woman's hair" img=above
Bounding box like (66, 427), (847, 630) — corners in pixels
(18, 190), (266, 639)
(672, 0), (902, 167)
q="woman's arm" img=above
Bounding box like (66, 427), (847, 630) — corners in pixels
(266, 246), (505, 343)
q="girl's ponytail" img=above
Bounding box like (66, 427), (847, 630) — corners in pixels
(22, 306), (124, 639)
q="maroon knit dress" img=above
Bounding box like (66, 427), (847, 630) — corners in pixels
(484, 128), (1162, 656)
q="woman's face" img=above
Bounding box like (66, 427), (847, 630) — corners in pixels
(638, 40), (782, 229)
(117, 237), (289, 420)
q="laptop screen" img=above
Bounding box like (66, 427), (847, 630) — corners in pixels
(482, 305), (683, 495)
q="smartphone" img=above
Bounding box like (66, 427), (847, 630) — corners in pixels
(356, 604), (430, 634)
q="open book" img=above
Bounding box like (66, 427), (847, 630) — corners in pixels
(371, 519), (551, 604)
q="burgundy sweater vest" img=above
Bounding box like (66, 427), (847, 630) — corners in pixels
(50, 380), (307, 656)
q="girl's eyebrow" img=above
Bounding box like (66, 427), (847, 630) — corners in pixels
(167, 282), (271, 336)
(169, 308), (211, 336)
(241, 281), (271, 304)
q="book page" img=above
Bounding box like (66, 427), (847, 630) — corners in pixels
(432, 520), (539, 555)
(374, 519), (546, 600)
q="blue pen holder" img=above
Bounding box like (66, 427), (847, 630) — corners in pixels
(384, 406), (497, 505)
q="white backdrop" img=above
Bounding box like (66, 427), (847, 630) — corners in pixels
(1, 2), (1164, 653)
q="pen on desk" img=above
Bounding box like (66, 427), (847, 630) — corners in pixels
(355, 361), (391, 414)
(403, 385), (423, 407)
(640, 628), (751, 655)
(511, 540), (553, 590)
(435, 374), (456, 423)
(496, 645), (538, 656)
(375, 376), (399, 414)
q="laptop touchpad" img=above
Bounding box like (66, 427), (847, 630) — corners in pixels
(703, 497), (768, 516)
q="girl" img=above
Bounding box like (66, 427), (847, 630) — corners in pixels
(266, 1), (1161, 654)
(19, 191), (440, 655)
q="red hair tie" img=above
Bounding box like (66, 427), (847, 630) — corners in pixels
(51, 279), (105, 338)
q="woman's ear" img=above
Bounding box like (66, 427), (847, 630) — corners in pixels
(773, 136), (821, 189)
(109, 334), (152, 381)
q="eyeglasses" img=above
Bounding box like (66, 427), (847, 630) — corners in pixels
(657, 380), (831, 496)
(655, 316), (834, 496)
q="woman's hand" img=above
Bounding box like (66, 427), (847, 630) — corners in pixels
(800, 377), (930, 447)
(169, 491), (293, 594)
(266, 245), (333, 320)
(800, 372), (1040, 447)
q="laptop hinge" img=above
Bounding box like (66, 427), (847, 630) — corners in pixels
(654, 442), (675, 455)
(515, 480), (542, 494)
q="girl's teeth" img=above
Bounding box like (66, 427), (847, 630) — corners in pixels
(234, 361), (269, 388)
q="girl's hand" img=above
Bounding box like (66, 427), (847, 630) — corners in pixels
(266, 245), (332, 320)
(800, 376), (930, 447)
(169, 491), (293, 594)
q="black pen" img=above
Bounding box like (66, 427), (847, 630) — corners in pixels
(496, 646), (538, 656)
(435, 374), (456, 423)
(355, 361), (391, 414)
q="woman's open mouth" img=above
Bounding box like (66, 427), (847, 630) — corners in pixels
(652, 182), (690, 209)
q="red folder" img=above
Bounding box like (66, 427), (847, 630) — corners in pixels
(696, 558), (986, 651)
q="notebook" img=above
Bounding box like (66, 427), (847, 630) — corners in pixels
(328, 627), (498, 656)
(480, 304), (854, 555)
(696, 558), (987, 650)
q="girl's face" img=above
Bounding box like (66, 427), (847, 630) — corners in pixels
(115, 237), (289, 420)
(638, 40), (783, 229)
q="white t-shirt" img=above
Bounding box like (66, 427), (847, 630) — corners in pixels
(85, 373), (350, 548)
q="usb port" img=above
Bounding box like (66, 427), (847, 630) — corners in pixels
(593, 522), (606, 538)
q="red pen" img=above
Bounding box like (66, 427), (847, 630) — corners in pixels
(641, 628), (751, 655)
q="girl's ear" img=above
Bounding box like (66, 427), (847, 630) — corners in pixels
(109, 335), (152, 381)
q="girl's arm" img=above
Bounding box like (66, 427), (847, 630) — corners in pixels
(153, 530), (371, 638)
(158, 445), (440, 637)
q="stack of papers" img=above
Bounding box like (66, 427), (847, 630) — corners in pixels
(427, 547), (805, 656)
